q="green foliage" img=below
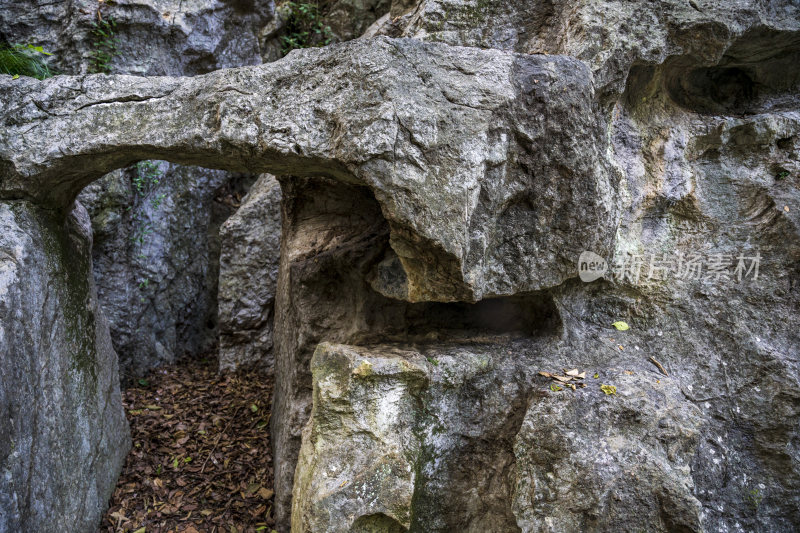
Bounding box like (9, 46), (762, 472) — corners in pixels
(776, 169), (789, 181)
(88, 17), (120, 73)
(0, 43), (54, 79)
(279, 2), (333, 56)
(133, 160), (165, 205)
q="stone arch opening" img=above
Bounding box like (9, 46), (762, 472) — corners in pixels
(1, 37), (610, 531)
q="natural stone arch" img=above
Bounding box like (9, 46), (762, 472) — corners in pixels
(0, 36), (619, 304)
(0, 37), (618, 528)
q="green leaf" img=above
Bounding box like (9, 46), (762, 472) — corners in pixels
(133, 528), (146, 533)
(549, 383), (563, 392)
(12, 74), (19, 79)
(138, 378), (149, 387)
(593, 372), (599, 379)
(250, 403), (259, 413)
(172, 457), (179, 469)
(600, 384), (617, 395)
(612, 321), (630, 331)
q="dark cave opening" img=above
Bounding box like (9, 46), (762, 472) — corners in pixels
(663, 29), (800, 115)
(401, 293), (561, 340)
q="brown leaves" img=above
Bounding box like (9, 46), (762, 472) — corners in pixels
(99, 356), (275, 533)
(539, 368), (588, 391)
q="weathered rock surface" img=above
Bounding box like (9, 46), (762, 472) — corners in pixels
(382, 0), (800, 99)
(0, 40), (617, 524)
(512, 373), (704, 532)
(0, 37), (615, 302)
(79, 164), (253, 382)
(0, 201), (129, 532)
(1, 0), (275, 380)
(218, 173), (282, 373)
(1, 0), (800, 530)
(292, 335), (707, 532)
(292, 343), (427, 533)
(0, 0), (274, 76)
(287, 1), (800, 530)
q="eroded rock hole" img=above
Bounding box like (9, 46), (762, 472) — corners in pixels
(667, 66), (757, 114)
(663, 29), (800, 114)
(400, 295), (560, 339)
(278, 175), (561, 346)
(271, 176), (562, 522)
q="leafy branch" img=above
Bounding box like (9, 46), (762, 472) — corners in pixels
(88, 16), (120, 74)
(279, 2), (333, 56)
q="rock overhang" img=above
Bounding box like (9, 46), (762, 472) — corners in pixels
(0, 37), (618, 303)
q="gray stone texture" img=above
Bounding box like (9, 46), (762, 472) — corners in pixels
(1, 0), (799, 531)
(1, 0), (276, 379)
(218, 173), (282, 373)
(0, 201), (129, 532)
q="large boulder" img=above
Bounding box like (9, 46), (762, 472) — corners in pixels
(218, 173), (282, 373)
(0, 38), (616, 302)
(0, 201), (129, 532)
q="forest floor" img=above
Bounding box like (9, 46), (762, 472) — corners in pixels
(99, 356), (276, 533)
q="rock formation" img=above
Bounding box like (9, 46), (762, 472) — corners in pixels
(1, 0), (276, 380)
(1, 0), (799, 531)
(218, 174), (282, 373)
(0, 201), (129, 532)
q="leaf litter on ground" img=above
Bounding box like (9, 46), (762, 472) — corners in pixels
(99, 355), (275, 533)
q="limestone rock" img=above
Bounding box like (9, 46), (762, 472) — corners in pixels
(0, 201), (129, 532)
(383, 0), (800, 99)
(292, 343), (427, 533)
(0, 37), (616, 303)
(2, 2), (800, 529)
(78, 164), (252, 382)
(218, 174), (282, 373)
(512, 374), (704, 532)
(0, 0), (274, 76)
(1, 0), (274, 380)
(291, 340), (711, 532)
